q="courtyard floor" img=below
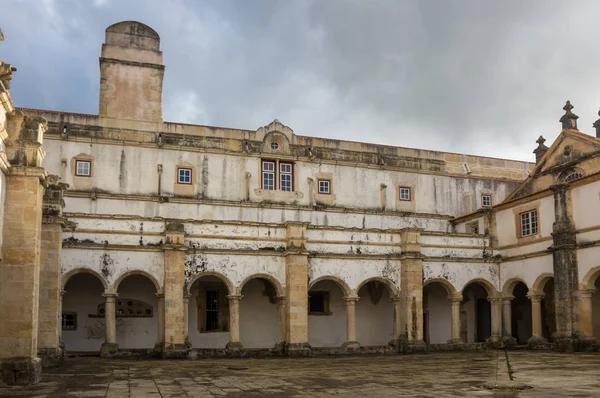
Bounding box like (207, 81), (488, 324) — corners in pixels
(1, 351), (600, 397)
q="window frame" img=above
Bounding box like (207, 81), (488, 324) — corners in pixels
(308, 291), (331, 316)
(261, 159), (294, 192)
(262, 160), (276, 190)
(279, 162), (293, 192)
(75, 160), (91, 177)
(61, 312), (78, 330)
(398, 186), (412, 201)
(317, 179), (331, 195)
(177, 167), (193, 185)
(519, 209), (539, 237)
(481, 194), (492, 208)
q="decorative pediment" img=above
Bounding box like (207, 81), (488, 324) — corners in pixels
(255, 119), (294, 143)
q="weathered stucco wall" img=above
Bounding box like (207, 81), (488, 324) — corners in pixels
(423, 261), (500, 294)
(308, 258), (400, 293)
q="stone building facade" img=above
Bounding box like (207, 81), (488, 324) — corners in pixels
(1, 21), (600, 385)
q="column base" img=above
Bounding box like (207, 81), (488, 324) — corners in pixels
(501, 336), (517, 346)
(390, 338), (427, 353)
(160, 343), (190, 359)
(527, 336), (550, 350)
(38, 347), (65, 367)
(553, 335), (596, 352)
(342, 341), (361, 352)
(485, 336), (503, 349)
(274, 341), (287, 354)
(446, 338), (464, 345)
(284, 342), (311, 357)
(226, 342), (244, 352)
(100, 343), (119, 358)
(0, 357), (42, 386)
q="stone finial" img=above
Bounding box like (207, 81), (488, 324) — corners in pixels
(559, 100), (579, 130)
(593, 108), (600, 138)
(533, 135), (548, 163)
(0, 28), (4, 41)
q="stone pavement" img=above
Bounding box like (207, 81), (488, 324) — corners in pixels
(1, 351), (600, 397)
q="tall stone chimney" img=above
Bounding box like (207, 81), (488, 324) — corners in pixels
(99, 21), (164, 122)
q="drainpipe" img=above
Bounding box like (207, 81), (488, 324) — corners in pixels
(157, 164), (163, 197)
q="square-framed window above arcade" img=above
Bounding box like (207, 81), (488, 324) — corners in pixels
(309, 291), (331, 315)
(399, 186), (412, 201)
(481, 194), (492, 208)
(261, 159), (294, 191)
(61, 312), (77, 330)
(75, 160), (91, 177)
(318, 179), (330, 194)
(520, 209), (538, 237)
(177, 167), (192, 184)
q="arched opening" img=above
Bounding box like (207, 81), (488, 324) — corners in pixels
(510, 282), (532, 344)
(239, 278), (279, 348)
(188, 275), (232, 348)
(423, 282), (452, 344)
(593, 277), (600, 340)
(308, 279), (346, 347)
(462, 282), (491, 343)
(541, 278), (556, 341)
(114, 274), (158, 349)
(356, 281), (393, 346)
(62, 273), (106, 352)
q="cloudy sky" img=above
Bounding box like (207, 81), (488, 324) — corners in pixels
(2, 0), (600, 161)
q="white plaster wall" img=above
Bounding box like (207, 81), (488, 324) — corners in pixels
(184, 253), (285, 292)
(308, 258), (400, 293)
(423, 261), (500, 294)
(186, 223), (286, 239)
(61, 248), (164, 290)
(571, 180), (600, 230)
(68, 217), (164, 234)
(500, 256), (553, 293)
(308, 280), (346, 347)
(454, 217), (485, 234)
(239, 279), (278, 348)
(424, 283), (451, 344)
(495, 195), (554, 248)
(62, 273), (106, 352)
(115, 275), (158, 349)
(577, 246), (600, 286)
(356, 285), (393, 346)
(421, 235), (488, 247)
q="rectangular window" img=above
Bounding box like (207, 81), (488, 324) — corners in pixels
(61, 312), (77, 330)
(262, 161), (275, 190)
(280, 163), (293, 192)
(75, 160), (91, 177)
(205, 290), (220, 332)
(399, 187), (411, 201)
(309, 291), (330, 315)
(482, 194), (492, 208)
(468, 222), (479, 235)
(520, 209), (539, 237)
(177, 168), (192, 184)
(318, 179), (330, 194)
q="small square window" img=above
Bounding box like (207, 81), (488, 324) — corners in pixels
(482, 194), (492, 208)
(75, 160), (91, 177)
(468, 222), (479, 235)
(318, 179), (330, 194)
(399, 187), (411, 201)
(62, 312), (77, 330)
(178, 168), (192, 184)
(520, 209), (538, 237)
(309, 291), (331, 315)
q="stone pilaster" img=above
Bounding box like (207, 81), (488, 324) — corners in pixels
(342, 297), (360, 350)
(448, 295), (463, 344)
(162, 221), (187, 358)
(100, 293), (118, 357)
(527, 294), (548, 349)
(0, 113), (47, 385)
(549, 184), (580, 352)
(155, 293), (165, 348)
(489, 297), (502, 344)
(395, 228), (425, 352)
(275, 296), (287, 350)
(37, 175), (68, 367)
(577, 289), (596, 341)
(501, 296), (517, 345)
(284, 222), (310, 356)
(226, 295), (243, 351)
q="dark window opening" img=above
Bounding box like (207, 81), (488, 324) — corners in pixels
(206, 290), (220, 331)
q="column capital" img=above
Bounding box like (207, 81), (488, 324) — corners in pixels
(227, 295), (243, 302)
(578, 289), (596, 299)
(448, 295), (463, 304)
(390, 296), (403, 303)
(102, 293), (118, 301)
(60, 290), (67, 297)
(343, 296), (360, 304)
(275, 295), (286, 304)
(502, 295), (514, 303)
(527, 294), (544, 303)
(155, 292), (165, 299)
(487, 296), (502, 303)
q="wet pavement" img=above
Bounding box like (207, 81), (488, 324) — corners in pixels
(1, 351), (600, 397)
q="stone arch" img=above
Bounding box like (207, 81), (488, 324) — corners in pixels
(309, 275), (352, 297)
(423, 278), (458, 297)
(461, 278), (499, 298)
(502, 277), (529, 296)
(581, 266), (600, 290)
(186, 271), (234, 295)
(237, 273), (285, 297)
(113, 270), (161, 293)
(531, 273), (554, 295)
(355, 277), (399, 297)
(62, 268), (108, 290)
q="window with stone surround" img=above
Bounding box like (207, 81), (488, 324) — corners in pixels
(61, 312), (77, 330)
(318, 179), (330, 194)
(309, 291), (331, 315)
(481, 194), (492, 208)
(261, 160), (294, 191)
(177, 167), (192, 184)
(467, 221), (479, 235)
(75, 160), (91, 177)
(520, 209), (538, 237)
(399, 187), (411, 201)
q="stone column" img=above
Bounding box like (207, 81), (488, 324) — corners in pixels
(37, 176), (68, 367)
(155, 293), (165, 348)
(342, 297), (360, 349)
(226, 295), (243, 351)
(58, 291), (66, 348)
(550, 184), (580, 351)
(391, 297), (403, 342)
(527, 294), (547, 348)
(276, 296), (287, 349)
(501, 296), (516, 345)
(162, 221), (187, 358)
(448, 295), (462, 344)
(100, 293), (118, 357)
(396, 228), (425, 352)
(578, 289), (596, 339)
(0, 113), (47, 385)
(183, 293), (190, 346)
(284, 222), (311, 356)
(489, 297), (502, 343)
